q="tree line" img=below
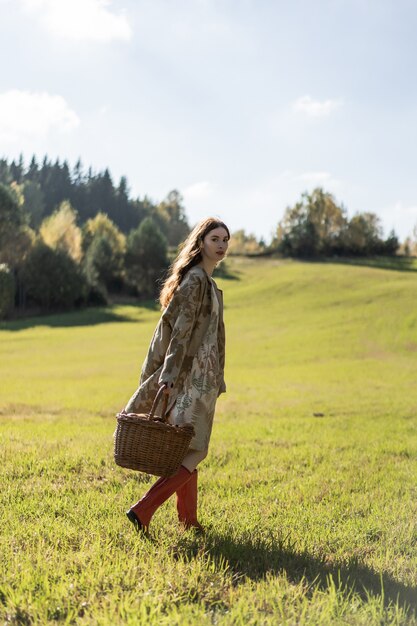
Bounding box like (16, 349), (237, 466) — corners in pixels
(0, 155), (188, 241)
(0, 154), (406, 319)
(0, 155), (189, 319)
(272, 188), (399, 258)
(229, 188), (401, 258)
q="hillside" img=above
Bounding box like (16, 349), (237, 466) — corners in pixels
(1, 258), (416, 625)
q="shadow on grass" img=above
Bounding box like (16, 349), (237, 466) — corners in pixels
(175, 531), (417, 616)
(0, 306), (149, 332)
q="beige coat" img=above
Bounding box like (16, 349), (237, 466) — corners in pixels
(125, 266), (226, 414)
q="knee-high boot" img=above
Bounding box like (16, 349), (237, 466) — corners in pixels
(127, 465), (192, 533)
(176, 469), (204, 532)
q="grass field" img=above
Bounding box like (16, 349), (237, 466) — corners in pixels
(1, 257), (417, 625)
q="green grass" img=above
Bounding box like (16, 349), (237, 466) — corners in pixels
(1, 257), (417, 625)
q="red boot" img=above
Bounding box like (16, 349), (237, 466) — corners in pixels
(176, 469), (205, 532)
(127, 465), (192, 533)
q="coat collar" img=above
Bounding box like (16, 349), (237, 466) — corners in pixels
(189, 265), (223, 293)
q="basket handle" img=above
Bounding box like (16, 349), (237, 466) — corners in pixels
(148, 385), (169, 422)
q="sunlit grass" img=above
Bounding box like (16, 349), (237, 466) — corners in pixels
(1, 257), (416, 624)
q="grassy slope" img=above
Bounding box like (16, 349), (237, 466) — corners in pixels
(0, 258), (416, 625)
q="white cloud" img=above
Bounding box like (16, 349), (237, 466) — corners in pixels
(18, 0), (132, 42)
(293, 95), (343, 117)
(0, 90), (80, 142)
(183, 181), (216, 201)
(294, 171), (332, 184)
(276, 169), (341, 188)
(392, 201), (417, 216)
(181, 181), (224, 228)
(377, 202), (417, 239)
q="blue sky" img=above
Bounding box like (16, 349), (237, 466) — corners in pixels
(1, 0), (416, 242)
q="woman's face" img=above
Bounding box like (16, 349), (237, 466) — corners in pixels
(201, 227), (229, 263)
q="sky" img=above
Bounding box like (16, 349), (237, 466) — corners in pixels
(1, 0), (417, 243)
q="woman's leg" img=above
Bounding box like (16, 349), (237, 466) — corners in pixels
(126, 449), (209, 534)
(126, 465), (193, 533)
(176, 448), (208, 531)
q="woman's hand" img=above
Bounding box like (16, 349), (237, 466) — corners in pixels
(159, 382), (170, 396)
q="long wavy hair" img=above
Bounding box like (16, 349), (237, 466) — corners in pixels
(159, 217), (230, 308)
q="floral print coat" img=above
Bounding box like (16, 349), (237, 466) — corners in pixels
(124, 266), (226, 414)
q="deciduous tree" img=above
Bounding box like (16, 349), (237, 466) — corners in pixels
(154, 190), (189, 247)
(0, 183), (34, 269)
(277, 188), (347, 257)
(82, 213), (126, 296)
(125, 218), (168, 297)
(40, 200), (82, 262)
(20, 241), (86, 310)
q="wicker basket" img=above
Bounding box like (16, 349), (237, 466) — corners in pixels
(114, 387), (195, 477)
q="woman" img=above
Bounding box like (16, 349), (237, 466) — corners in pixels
(124, 217), (230, 534)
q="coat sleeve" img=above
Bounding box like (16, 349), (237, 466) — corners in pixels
(218, 320), (226, 395)
(215, 286), (226, 395)
(158, 272), (203, 389)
